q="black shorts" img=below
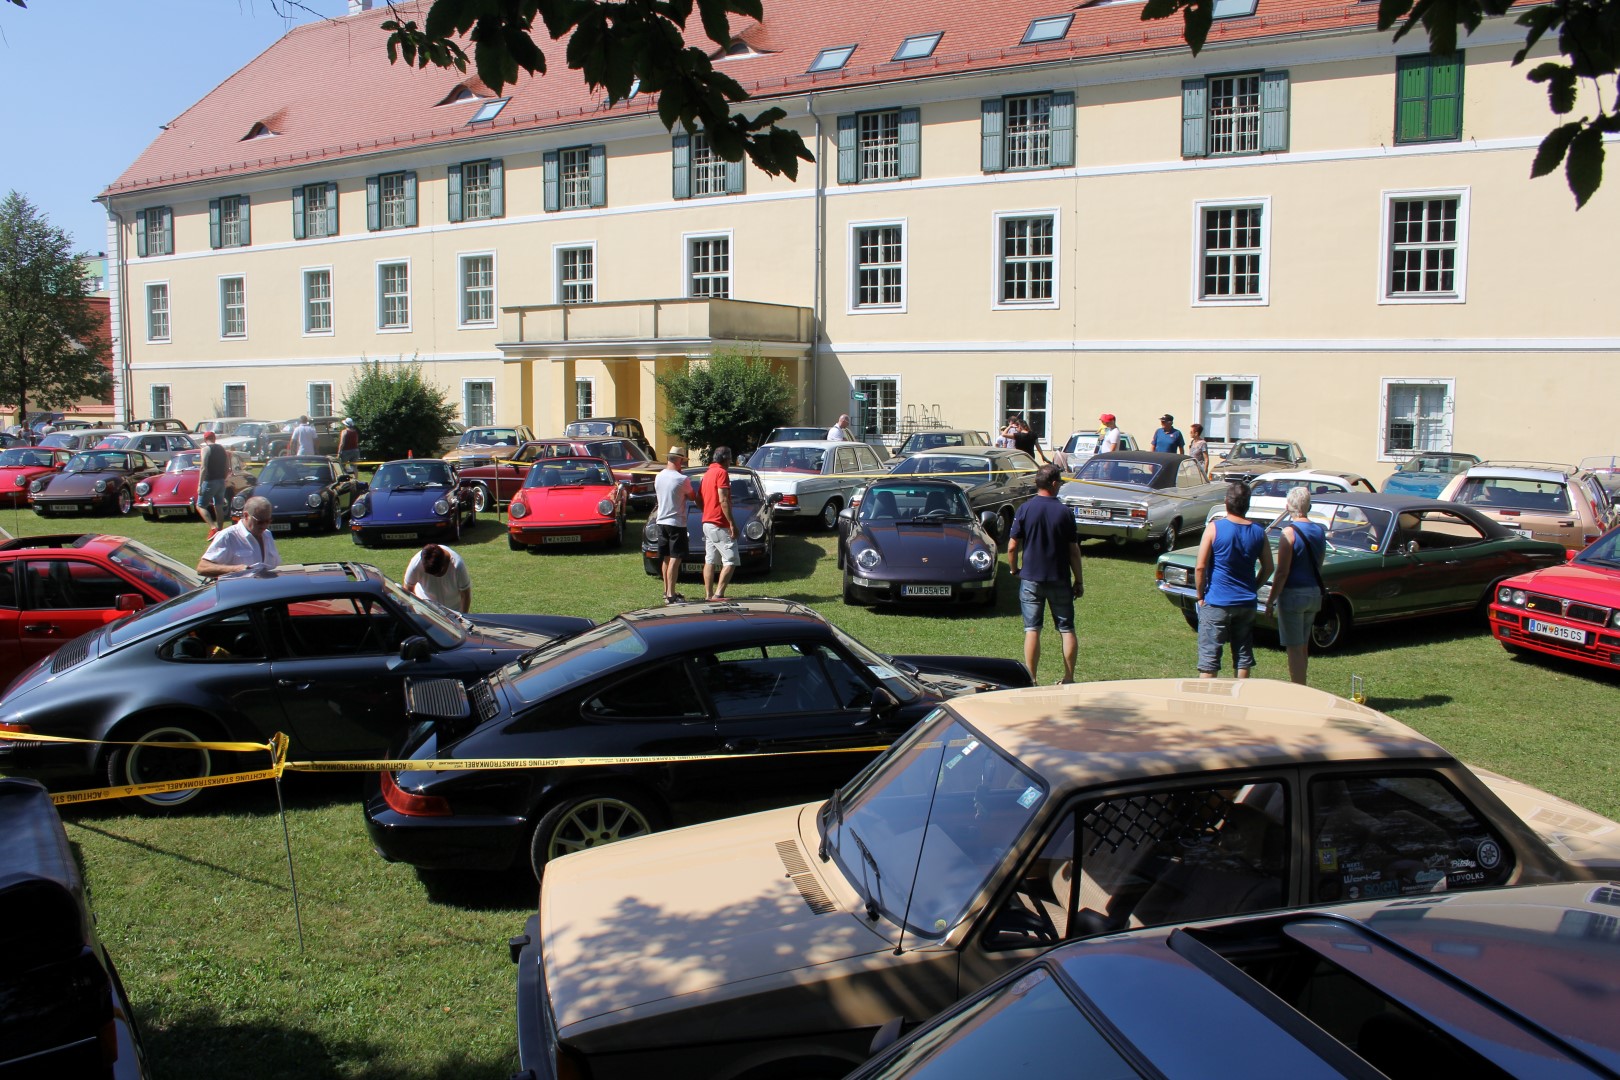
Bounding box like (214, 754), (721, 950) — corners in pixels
(650, 523), (688, 558)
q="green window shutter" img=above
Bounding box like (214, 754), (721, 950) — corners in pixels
(1260, 71), (1289, 152)
(836, 114), (859, 183)
(160, 208), (173, 254)
(209, 200), (222, 249)
(589, 145), (607, 207)
(1429, 53), (1464, 140)
(366, 176), (381, 230)
(489, 159), (505, 218)
(981, 98), (1005, 173)
(135, 212), (148, 258)
(240, 194), (250, 246)
(672, 135), (691, 199)
(1049, 91), (1076, 167)
(898, 108), (921, 179)
(1395, 55), (1430, 142)
(292, 186), (306, 240)
(325, 181), (339, 235)
(725, 155), (745, 195)
(447, 163), (464, 222)
(543, 151), (560, 211)
(403, 172), (418, 227)
(1181, 79), (1208, 158)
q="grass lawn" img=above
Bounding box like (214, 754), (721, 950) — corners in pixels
(3, 500), (1617, 1079)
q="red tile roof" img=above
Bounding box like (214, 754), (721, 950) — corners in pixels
(105, 0), (1407, 197)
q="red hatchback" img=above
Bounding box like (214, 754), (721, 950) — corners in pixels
(0, 534), (203, 690)
(1489, 524), (1620, 671)
(506, 456), (626, 551)
(0, 447), (71, 508)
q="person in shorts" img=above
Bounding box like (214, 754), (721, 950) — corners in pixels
(1265, 485), (1326, 685)
(1007, 463), (1085, 684)
(1194, 482), (1274, 678)
(700, 446), (739, 601)
(337, 417), (361, 472)
(652, 446), (691, 604)
(195, 430), (231, 537)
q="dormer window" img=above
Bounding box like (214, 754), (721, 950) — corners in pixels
(893, 32), (942, 61)
(808, 45), (855, 73)
(242, 122), (278, 140)
(439, 84), (481, 106)
(1021, 14), (1073, 43)
(468, 98), (509, 124)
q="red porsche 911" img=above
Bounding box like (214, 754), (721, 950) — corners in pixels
(506, 456), (625, 550)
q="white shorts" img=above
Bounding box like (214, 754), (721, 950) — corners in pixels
(703, 522), (740, 567)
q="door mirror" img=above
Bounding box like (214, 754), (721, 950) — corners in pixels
(767, 492), (783, 505)
(242, 473), (257, 485)
(114, 593), (146, 612)
(870, 684), (899, 719)
(353, 481), (369, 495)
(1403, 539), (1421, 556)
(979, 510), (999, 534)
(398, 636), (431, 663)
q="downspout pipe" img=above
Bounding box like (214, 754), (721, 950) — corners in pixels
(804, 93), (823, 426)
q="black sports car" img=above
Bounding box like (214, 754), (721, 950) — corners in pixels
(364, 599), (1033, 878)
(638, 466), (780, 578)
(0, 563), (592, 809)
(885, 447), (1041, 541)
(232, 455), (357, 533)
(28, 450), (162, 517)
(837, 479), (999, 606)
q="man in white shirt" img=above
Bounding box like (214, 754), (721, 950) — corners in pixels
(826, 414), (853, 442)
(652, 446), (691, 604)
(197, 495), (282, 577)
(289, 416), (319, 456)
(1098, 413), (1122, 454)
(402, 544), (472, 612)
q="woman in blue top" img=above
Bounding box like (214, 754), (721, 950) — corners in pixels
(1265, 486), (1328, 685)
(1194, 482), (1273, 678)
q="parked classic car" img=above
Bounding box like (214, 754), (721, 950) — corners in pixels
(133, 450), (255, 520)
(214, 419), (284, 459)
(29, 451), (162, 517)
(748, 440), (889, 529)
(1059, 428), (1138, 465)
(230, 455), (357, 533)
(94, 431), (199, 466)
(1059, 450), (1226, 552)
(1204, 468), (1377, 527)
(638, 465), (777, 576)
(0, 447), (71, 507)
(441, 424), (537, 464)
(1158, 492), (1568, 649)
(892, 428), (992, 460)
(264, 416), (343, 459)
(837, 478), (999, 606)
(562, 416), (654, 457)
(194, 417), (260, 439)
(508, 456), (626, 550)
(125, 417), (191, 434)
(1440, 461), (1618, 551)
(1580, 454), (1620, 499)
(364, 599), (1033, 878)
(459, 437), (661, 511)
(1210, 439), (1311, 482)
(1489, 523), (1620, 671)
(36, 431), (103, 454)
(0, 533), (202, 689)
(508, 679), (1620, 1080)
(1380, 451), (1482, 498)
(885, 448), (1041, 542)
(0, 563), (592, 808)
(350, 458), (477, 546)
(846, 882), (1620, 1080)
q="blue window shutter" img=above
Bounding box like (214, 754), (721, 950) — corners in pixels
(240, 195), (250, 246)
(543, 152), (560, 211)
(836, 114), (859, 184)
(326, 181), (339, 235)
(589, 144), (606, 207)
(136, 212), (148, 257)
(1181, 79), (1208, 158)
(209, 200), (222, 249)
(725, 155), (745, 195)
(292, 187), (306, 239)
(403, 172), (418, 227)
(672, 135), (691, 199)
(366, 176), (381, 231)
(981, 98), (1004, 173)
(489, 159), (504, 217)
(447, 163), (464, 222)
(1260, 71), (1289, 152)
(898, 108), (921, 179)
(1049, 92), (1076, 167)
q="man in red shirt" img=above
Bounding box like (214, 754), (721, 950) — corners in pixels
(700, 446), (739, 601)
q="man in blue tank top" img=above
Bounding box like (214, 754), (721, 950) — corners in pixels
(1194, 481), (1274, 678)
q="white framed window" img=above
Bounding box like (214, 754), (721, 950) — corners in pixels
(298, 182), (338, 239)
(993, 211), (1059, 309)
(859, 110), (901, 181)
(997, 377), (1052, 444)
(686, 232), (731, 299)
(1208, 73), (1262, 155)
(691, 133), (729, 197)
(853, 377), (900, 443)
(849, 220), (906, 312)
(223, 383), (248, 418)
(555, 244), (595, 305)
(138, 207), (173, 257)
(463, 379), (495, 427)
(145, 282), (169, 342)
(150, 385), (172, 420)
(575, 378), (595, 420)
(1197, 376), (1259, 442)
(219, 276), (246, 339)
(1379, 378), (1454, 460)
(309, 382), (334, 419)
(1005, 94), (1054, 170)
(379, 171), (412, 229)
(462, 160), (493, 219)
(377, 260), (411, 330)
(217, 195), (249, 248)
(560, 147), (592, 210)
(302, 268), (333, 335)
(1380, 188), (1469, 304)
(459, 253), (496, 326)
(1193, 198), (1270, 306)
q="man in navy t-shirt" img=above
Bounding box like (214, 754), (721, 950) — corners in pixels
(1007, 463), (1085, 684)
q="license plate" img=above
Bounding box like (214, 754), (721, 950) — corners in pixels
(1073, 507), (1111, 521)
(682, 562), (704, 573)
(160, 506), (192, 516)
(268, 523), (291, 533)
(542, 535), (581, 545)
(47, 504), (77, 513)
(1512, 528), (1533, 539)
(384, 532), (416, 540)
(1527, 619), (1586, 644)
(903, 585), (953, 597)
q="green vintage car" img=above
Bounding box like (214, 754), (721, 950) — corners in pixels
(1154, 492), (1567, 650)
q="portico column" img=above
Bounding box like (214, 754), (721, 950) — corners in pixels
(547, 357), (576, 434)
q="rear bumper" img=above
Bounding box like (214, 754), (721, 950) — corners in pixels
(1074, 518), (1151, 542)
(362, 784), (527, 871)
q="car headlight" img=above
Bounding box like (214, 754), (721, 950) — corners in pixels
(351, 498), (368, 519)
(306, 493), (323, 508)
(856, 548), (882, 571)
(434, 498), (451, 516)
(30, 479), (46, 492)
(94, 479), (107, 492)
(596, 498), (615, 517)
(1612, 610), (1620, 629)
(968, 548), (993, 572)
(14, 474), (28, 487)
(509, 500), (529, 519)
(1501, 588), (1527, 606)
(231, 495), (245, 510)
(1164, 566), (1190, 586)
(135, 481), (151, 495)
(744, 519), (765, 540)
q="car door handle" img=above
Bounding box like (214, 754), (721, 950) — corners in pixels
(22, 624), (58, 634)
(277, 679), (312, 691)
(724, 739), (758, 753)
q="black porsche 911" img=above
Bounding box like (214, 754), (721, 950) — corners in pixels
(364, 598), (1033, 879)
(231, 455), (358, 533)
(837, 479), (1000, 606)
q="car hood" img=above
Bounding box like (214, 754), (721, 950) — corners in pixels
(1506, 561), (1620, 603)
(460, 618), (567, 653)
(145, 472), (198, 501)
(257, 481), (326, 502)
(541, 802), (895, 1043)
(514, 486), (614, 520)
(1470, 765), (1620, 874)
(0, 466), (54, 484)
(859, 522), (981, 567)
(37, 473), (112, 494)
(365, 489), (450, 521)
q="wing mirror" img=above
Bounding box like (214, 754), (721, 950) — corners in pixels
(767, 492), (783, 505)
(114, 593), (146, 612)
(979, 510), (999, 533)
(1402, 539), (1421, 556)
(398, 636), (432, 663)
(353, 481), (369, 494)
(242, 473), (257, 485)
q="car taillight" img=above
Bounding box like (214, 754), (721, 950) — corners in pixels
(1131, 509), (1147, 519)
(1499, 509), (1520, 516)
(381, 771), (450, 816)
(0, 722), (33, 735)
(780, 494), (798, 506)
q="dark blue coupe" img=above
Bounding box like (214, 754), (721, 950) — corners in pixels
(350, 459), (477, 547)
(231, 455), (356, 534)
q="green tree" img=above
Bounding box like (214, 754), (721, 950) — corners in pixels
(655, 351), (795, 460)
(340, 357), (457, 462)
(0, 191), (111, 427)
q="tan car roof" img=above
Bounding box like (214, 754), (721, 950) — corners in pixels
(950, 679), (1450, 788)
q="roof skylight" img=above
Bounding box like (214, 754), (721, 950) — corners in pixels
(1212, 0), (1259, 16)
(893, 32), (943, 61)
(468, 98), (509, 124)
(808, 45), (855, 73)
(1022, 14), (1074, 43)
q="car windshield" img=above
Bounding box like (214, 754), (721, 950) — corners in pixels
(258, 458), (332, 485)
(901, 433), (979, 453)
(165, 452), (201, 473)
(380, 577), (466, 648)
(587, 441), (645, 465)
(826, 625), (925, 704)
(463, 428), (519, 446)
(1574, 529), (1620, 570)
(565, 421), (616, 437)
(524, 460), (615, 488)
(39, 434), (80, 449)
(895, 456), (992, 480)
(1227, 441), (1295, 463)
(826, 709), (1045, 939)
(1578, 455), (1619, 473)
(1267, 501), (1393, 553)
(1075, 458), (1162, 487)
(687, 470), (763, 502)
(0, 449), (58, 468)
(372, 462), (452, 491)
(772, 428), (826, 442)
(105, 586), (221, 647)
(750, 446), (825, 473)
(107, 541), (203, 597)
(1063, 433), (1100, 455)
(63, 452), (124, 473)
(861, 483), (973, 522)
(1400, 454), (1476, 475)
(504, 620), (647, 704)
(1452, 476), (1572, 514)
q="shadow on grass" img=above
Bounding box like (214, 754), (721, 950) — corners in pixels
(1504, 645), (1620, 685)
(417, 865), (538, 913)
(1365, 693), (1454, 712)
(68, 819), (300, 894)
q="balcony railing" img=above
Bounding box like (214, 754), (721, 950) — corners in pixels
(501, 297), (812, 350)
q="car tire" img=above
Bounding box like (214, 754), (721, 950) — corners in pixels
(610, 515), (625, 549)
(819, 498), (842, 531)
(450, 509), (462, 543)
(508, 533), (523, 552)
(143, 510), (158, 523)
(530, 790), (663, 880)
(104, 717), (221, 813)
(1310, 598), (1351, 652)
(1155, 520), (1181, 553)
(842, 571), (863, 606)
(980, 583), (998, 607)
(836, 542), (845, 570)
(998, 508), (1015, 549)
(470, 484), (492, 513)
(115, 486), (133, 515)
(329, 500), (343, 533)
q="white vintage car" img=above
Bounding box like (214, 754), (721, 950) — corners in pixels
(1204, 468), (1377, 527)
(746, 440), (888, 529)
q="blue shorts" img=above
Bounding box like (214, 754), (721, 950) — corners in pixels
(1275, 586), (1323, 647)
(1020, 580), (1076, 634)
(1197, 602), (1256, 673)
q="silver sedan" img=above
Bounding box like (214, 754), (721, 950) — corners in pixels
(1059, 451), (1227, 552)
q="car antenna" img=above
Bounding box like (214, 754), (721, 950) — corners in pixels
(891, 737), (948, 956)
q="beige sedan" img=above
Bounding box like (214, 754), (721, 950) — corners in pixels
(1440, 462), (1618, 551)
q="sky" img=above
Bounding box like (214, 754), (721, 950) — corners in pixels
(0, 0), (349, 254)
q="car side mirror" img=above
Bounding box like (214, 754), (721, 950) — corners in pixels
(353, 481), (369, 494)
(242, 473), (257, 485)
(114, 593), (146, 612)
(398, 636), (431, 663)
(979, 510), (999, 534)
(1403, 539), (1421, 556)
(767, 492), (783, 505)
(870, 684), (899, 719)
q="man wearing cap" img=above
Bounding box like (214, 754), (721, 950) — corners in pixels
(652, 446), (692, 604)
(1098, 413), (1122, 454)
(1152, 414), (1186, 455)
(195, 430), (231, 538)
(337, 417), (361, 472)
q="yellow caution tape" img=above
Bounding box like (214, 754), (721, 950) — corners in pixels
(0, 730), (274, 753)
(42, 733), (290, 806)
(287, 744), (893, 773)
